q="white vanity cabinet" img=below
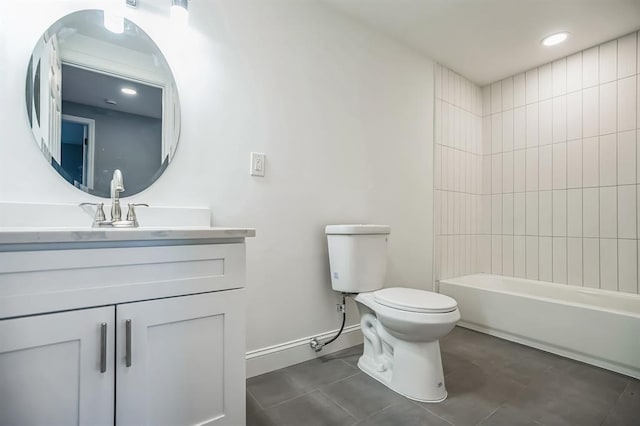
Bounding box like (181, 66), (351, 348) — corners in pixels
(0, 228), (254, 426)
(0, 307), (116, 426)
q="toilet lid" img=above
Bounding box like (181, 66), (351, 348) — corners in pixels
(373, 287), (457, 313)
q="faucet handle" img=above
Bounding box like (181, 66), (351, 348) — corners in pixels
(80, 202), (107, 224)
(126, 203), (149, 227)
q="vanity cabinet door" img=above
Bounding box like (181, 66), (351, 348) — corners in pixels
(0, 307), (115, 426)
(115, 289), (245, 426)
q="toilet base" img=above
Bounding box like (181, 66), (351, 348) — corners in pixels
(357, 339), (448, 403)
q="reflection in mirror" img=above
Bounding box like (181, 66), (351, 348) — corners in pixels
(25, 10), (180, 198)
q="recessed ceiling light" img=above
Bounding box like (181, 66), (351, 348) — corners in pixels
(121, 87), (137, 95)
(542, 32), (569, 47)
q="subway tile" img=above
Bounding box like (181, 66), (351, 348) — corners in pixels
(599, 81), (617, 136)
(514, 73), (526, 107)
(638, 186), (640, 238)
(552, 95), (567, 143)
(553, 143), (567, 189)
(478, 235), (491, 273)
(492, 194), (502, 234)
(618, 76), (636, 132)
(539, 144), (553, 190)
(526, 192), (539, 235)
(637, 75), (640, 130)
(514, 106), (526, 149)
(618, 239), (638, 294)
(442, 104), (451, 146)
(618, 185), (637, 239)
(526, 104), (539, 147)
(567, 189), (583, 237)
(503, 193), (514, 234)
(502, 109), (514, 152)
(552, 58), (567, 97)
(514, 236), (527, 278)
(567, 139), (583, 188)
(503, 236), (514, 276)
(600, 238), (618, 291)
(582, 46), (599, 88)
(514, 149), (526, 192)
(567, 52), (583, 93)
(567, 91), (583, 141)
(568, 237), (583, 285)
(583, 238), (600, 288)
(599, 40), (617, 84)
(583, 187), (600, 237)
(492, 113), (503, 153)
(539, 99), (553, 146)
(539, 63), (552, 100)
(526, 69), (539, 104)
(599, 186), (618, 238)
(637, 30), (640, 75)
(442, 68), (451, 103)
(539, 190), (553, 236)
(492, 153), (503, 194)
(618, 130), (637, 185)
(480, 195), (492, 234)
(435, 64), (443, 99)
(582, 136), (600, 187)
(526, 148), (539, 191)
(492, 235), (503, 274)
(539, 236), (553, 282)
(503, 151), (514, 193)
(553, 190), (567, 237)
(618, 32), (637, 78)
(514, 192), (526, 235)
(582, 86), (599, 138)
(491, 81), (502, 114)
(502, 77), (514, 111)
(482, 85), (491, 117)
(482, 155), (492, 194)
(526, 236), (539, 279)
(553, 237), (568, 284)
(599, 134), (617, 186)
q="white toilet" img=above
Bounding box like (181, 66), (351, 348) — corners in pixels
(326, 224), (460, 403)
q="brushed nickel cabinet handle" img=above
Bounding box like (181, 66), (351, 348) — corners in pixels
(100, 322), (107, 373)
(125, 319), (132, 367)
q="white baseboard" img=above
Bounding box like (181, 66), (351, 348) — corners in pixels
(245, 324), (363, 378)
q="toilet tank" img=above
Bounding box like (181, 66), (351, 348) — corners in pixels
(325, 224), (390, 293)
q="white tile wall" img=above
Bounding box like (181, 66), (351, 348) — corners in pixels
(434, 65), (485, 280)
(435, 32), (640, 295)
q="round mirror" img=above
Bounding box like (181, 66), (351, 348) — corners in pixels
(25, 10), (181, 198)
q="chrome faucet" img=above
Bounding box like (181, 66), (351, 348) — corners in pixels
(110, 169), (125, 222)
(80, 169), (148, 228)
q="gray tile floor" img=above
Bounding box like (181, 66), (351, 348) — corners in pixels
(247, 326), (640, 426)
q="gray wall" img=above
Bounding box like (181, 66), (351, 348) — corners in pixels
(63, 101), (162, 198)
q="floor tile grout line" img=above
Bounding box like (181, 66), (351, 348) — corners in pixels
(598, 379), (631, 426)
(412, 401), (455, 426)
(315, 388), (360, 425)
(246, 387), (267, 411)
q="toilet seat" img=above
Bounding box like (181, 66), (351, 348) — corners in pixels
(373, 288), (457, 313)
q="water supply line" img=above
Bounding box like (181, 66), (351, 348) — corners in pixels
(309, 293), (347, 352)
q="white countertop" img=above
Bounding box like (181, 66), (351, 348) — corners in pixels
(0, 226), (256, 245)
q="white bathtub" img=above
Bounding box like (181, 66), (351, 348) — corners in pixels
(439, 274), (640, 379)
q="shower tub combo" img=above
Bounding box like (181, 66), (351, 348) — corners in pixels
(439, 274), (640, 379)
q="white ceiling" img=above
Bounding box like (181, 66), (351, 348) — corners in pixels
(323, 0), (640, 86)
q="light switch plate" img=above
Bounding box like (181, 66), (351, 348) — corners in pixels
(250, 152), (265, 177)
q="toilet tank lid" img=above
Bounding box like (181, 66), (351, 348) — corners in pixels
(374, 287), (458, 313)
(325, 224), (390, 235)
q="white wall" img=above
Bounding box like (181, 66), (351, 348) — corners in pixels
(0, 1), (434, 354)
